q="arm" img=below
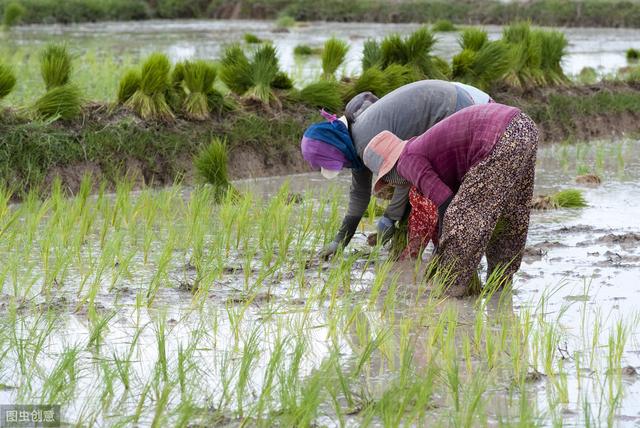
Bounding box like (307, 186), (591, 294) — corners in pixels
(334, 167), (373, 246)
(400, 155), (452, 207)
(384, 184), (410, 221)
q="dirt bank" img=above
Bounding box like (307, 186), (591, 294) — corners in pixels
(1, 82), (639, 198)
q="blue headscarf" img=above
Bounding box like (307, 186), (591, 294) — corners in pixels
(303, 114), (363, 171)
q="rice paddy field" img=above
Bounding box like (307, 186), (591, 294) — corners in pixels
(1, 20), (640, 106)
(1, 17), (640, 428)
(0, 129), (639, 426)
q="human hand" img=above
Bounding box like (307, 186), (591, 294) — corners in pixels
(319, 241), (340, 260)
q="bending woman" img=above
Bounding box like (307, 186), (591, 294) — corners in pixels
(301, 80), (491, 259)
(362, 103), (538, 297)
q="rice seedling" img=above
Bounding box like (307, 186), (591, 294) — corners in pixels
(243, 33), (263, 44)
(116, 69), (141, 104)
(124, 53), (174, 121)
(551, 188), (587, 208)
(460, 27), (489, 52)
(40, 44), (72, 90)
(34, 84), (83, 120)
(275, 14), (296, 30)
(321, 37), (349, 80)
(293, 44), (320, 56)
(3, 1), (25, 28)
(193, 137), (235, 201)
(362, 38), (382, 71)
(432, 19), (457, 32)
(451, 41), (511, 90)
(379, 27), (445, 79)
(295, 80), (344, 112)
(220, 43), (281, 106)
(171, 60), (222, 120)
(538, 29), (569, 85)
(626, 48), (640, 62)
(0, 62), (16, 101)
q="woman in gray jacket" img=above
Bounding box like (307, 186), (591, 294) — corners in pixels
(301, 80), (491, 258)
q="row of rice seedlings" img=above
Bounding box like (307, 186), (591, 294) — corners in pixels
(1, 181), (637, 425)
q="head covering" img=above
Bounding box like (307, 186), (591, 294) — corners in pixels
(301, 110), (363, 170)
(300, 137), (349, 171)
(345, 91), (379, 124)
(363, 131), (408, 196)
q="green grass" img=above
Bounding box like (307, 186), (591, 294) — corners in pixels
(321, 37), (349, 80)
(627, 48), (640, 62)
(275, 14), (296, 29)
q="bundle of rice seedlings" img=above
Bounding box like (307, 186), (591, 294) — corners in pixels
(538, 29), (568, 86)
(381, 64), (421, 93)
(180, 60), (217, 120)
(502, 22), (545, 88)
(275, 14), (296, 30)
(380, 27), (445, 79)
(321, 37), (349, 80)
(451, 41), (510, 90)
(125, 53), (174, 122)
(220, 43), (282, 106)
(432, 19), (457, 32)
(362, 39), (382, 70)
(40, 44), (72, 90)
(294, 44), (314, 56)
(271, 71), (293, 90)
(243, 33), (262, 44)
(551, 189), (587, 208)
(296, 80), (344, 112)
(531, 189), (587, 210)
(194, 138), (235, 201)
(627, 48), (640, 62)
(244, 44), (279, 103)
(460, 27), (488, 52)
(34, 84), (82, 120)
(0, 63), (16, 101)
(117, 69), (141, 104)
(346, 66), (387, 99)
(3, 1), (25, 28)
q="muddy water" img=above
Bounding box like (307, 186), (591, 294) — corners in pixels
(6, 19), (638, 81)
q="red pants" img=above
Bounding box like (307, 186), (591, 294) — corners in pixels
(400, 187), (438, 260)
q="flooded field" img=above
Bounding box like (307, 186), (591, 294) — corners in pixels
(2, 20), (639, 105)
(0, 138), (639, 426)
